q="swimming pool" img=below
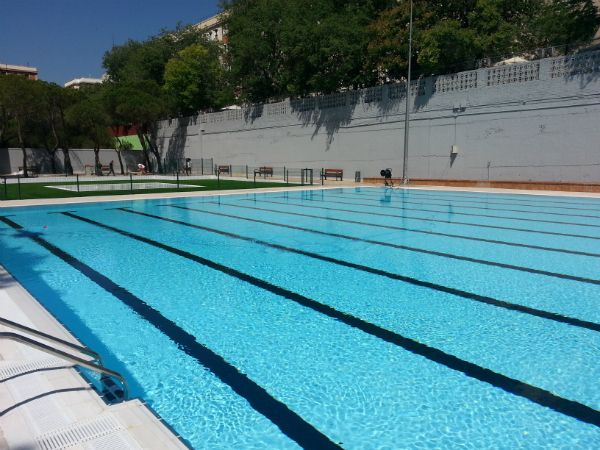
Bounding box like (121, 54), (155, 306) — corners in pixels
(1, 187), (599, 449)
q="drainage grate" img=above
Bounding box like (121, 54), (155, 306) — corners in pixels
(36, 413), (126, 450)
(0, 356), (65, 380)
(7, 372), (76, 435)
(82, 430), (142, 450)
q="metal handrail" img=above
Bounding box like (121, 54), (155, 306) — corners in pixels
(0, 317), (104, 366)
(0, 332), (130, 401)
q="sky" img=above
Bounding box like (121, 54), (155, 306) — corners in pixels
(0, 0), (221, 86)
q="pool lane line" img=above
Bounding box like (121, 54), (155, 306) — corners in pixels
(262, 197), (600, 241)
(55, 212), (600, 428)
(369, 190), (600, 213)
(378, 189), (600, 209)
(114, 207), (600, 334)
(0, 216), (342, 450)
(329, 191), (600, 221)
(242, 198), (600, 243)
(168, 205), (600, 286)
(198, 201), (600, 259)
(277, 193), (600, 229)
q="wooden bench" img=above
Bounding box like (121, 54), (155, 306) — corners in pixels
(254, 167), (273, 177)
(217, 165), (230, 175)
(323, 169), (343, 181)
(18, 166), (38, 176)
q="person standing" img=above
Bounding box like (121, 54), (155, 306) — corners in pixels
(186, 158), (192, 175)
(108, 160), (115, 176)
(137, 163), (146, 175)
(96, 161), (103, 176)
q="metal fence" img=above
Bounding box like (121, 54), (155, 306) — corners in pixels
(0, 166), (317, 201)
(213, 164), (319, 183)
(163, 158), (214, 175)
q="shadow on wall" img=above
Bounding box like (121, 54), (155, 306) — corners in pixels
(121, 150), (144, 170)
(164, 117), (189, 161)
(376, 82), (432, 119)
(25, 149), (64, 174)
(0, 148), (12, 174)
(295, 101), (357, 151)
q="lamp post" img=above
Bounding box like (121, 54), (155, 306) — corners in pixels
(402, 0), (413, 185)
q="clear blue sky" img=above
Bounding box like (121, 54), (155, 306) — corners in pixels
(0, 0), (221, 86)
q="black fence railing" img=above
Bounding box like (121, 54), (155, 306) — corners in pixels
(0, 165), (324, 201)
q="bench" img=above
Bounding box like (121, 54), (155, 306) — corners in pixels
(217, 165), (230, 175)
(254, 167), (273, 177)
(323, 169), (343, 181)
(18, 166), (38, 176)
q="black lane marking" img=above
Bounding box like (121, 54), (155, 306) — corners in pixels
(381, 191), (600, 213)
(244, 198), (600, 246)
(392, 189), (600, 209)
(0, 215), (341, 450)
(115, 207), (600, 334)
(37, 213), (600, 429)
(332, 191), (600, 221)
(195, 200), (600, 259)
(263, 196), (600, 241)
(167, 205), (600, 286)
(314, 193), (600, 229)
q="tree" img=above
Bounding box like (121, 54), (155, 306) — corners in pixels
(103, 23), (222, 87)
(221, 0), (394, 101)
(103, 81), (168, 173)
(66, 95), (112, 169)
(112, 135), (133, 175)
(367, 0), (600, 77)
(535, 0), (600, 47)
(163, 44), (228, 114)
(0, 75), (43, 177)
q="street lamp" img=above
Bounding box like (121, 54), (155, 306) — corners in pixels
(402, 0), (413, 185)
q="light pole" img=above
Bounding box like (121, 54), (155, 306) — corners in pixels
(402, 0), (413, 185)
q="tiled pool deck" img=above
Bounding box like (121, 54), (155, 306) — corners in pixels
(2, 183), (599, 449)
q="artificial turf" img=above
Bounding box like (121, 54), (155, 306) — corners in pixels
(0, 178), (305, 201)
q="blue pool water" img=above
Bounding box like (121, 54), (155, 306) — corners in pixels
(1, 187), (599, 449)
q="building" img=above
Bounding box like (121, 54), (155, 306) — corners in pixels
(64, 76), (104, 89)
(195, 13), (227, 43)
(0, 63), (38, 80)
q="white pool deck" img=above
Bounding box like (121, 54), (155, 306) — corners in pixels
(1, 183), (599, 450)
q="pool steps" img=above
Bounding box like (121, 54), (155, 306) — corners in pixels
(0, 265), (191, 450)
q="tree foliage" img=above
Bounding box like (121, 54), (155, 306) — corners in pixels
(221, 0), (395, 101)
(102, 23), (222, 87)
(164, 44), (229, 114)
(367, 0), (600, 77)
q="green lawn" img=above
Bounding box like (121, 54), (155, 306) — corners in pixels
(0, 178), (305, 201)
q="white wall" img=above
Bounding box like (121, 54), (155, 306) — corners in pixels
(157, 51), (600, 182)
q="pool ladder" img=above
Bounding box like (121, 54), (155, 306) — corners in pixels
(0, 316), (130, 401)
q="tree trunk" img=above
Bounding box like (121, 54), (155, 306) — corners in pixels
(145, 124), (163, 174)
(135, 125), (151, 172)
(45, 147), (58, 174)
(62, 147), (73, 176)
(116, 149), (125, 175)
(16, 117), (28, 178)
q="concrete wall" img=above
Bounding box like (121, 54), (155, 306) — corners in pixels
(156, 50), (600, 182)
(0, 148), (144, 175)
